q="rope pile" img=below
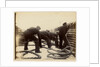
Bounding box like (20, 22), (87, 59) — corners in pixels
(47, 46), (75, 59)
(17, 49), (41, 59)
(17, 45), (74, 59)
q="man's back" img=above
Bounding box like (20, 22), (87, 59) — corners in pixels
(23, 27), (39, 36)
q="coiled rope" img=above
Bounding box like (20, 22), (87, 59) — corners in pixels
(46, 46), (74, 59)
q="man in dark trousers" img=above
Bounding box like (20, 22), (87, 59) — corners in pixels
(39, 31), (51, 48)
(47, 31), (58, 48)
(56, 22), (69, 49)
(23, 26), (42, 53)
(40, 30), (58, 48)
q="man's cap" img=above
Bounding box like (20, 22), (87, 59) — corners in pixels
(36, 26), (41, 29)
(63, 22), (67, 26)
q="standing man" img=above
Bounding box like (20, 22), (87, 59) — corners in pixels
(23, 26), (41, 53)
(56, 22), (69, 49)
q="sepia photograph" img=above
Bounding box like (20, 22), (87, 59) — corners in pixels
(15, 12), (76, 61)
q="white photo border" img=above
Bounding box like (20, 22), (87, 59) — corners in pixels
(0, 7), (90, 67)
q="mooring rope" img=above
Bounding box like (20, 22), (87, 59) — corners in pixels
(17, 49), (41, 59)
(46, 45), (74, 59)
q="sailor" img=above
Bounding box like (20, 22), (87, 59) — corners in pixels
(56, 22), (69, 49)
(40, 31), (51, 48)
(47, 31), (58, 48)
(23, 26), (41, 53)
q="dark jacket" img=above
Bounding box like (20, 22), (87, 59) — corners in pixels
(57, 25), (69, 37)
(23, 27), (41, 41)
(40, 31), (50, 39)
(40, 31), (57, 40)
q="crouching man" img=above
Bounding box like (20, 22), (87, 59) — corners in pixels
(23, 26), (41, 53)
(40, 30), (58, 48)
(40, 31), (51, 48)
(47, 31), (58, 48)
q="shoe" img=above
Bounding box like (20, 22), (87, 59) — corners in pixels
(35, 50), (41, 53)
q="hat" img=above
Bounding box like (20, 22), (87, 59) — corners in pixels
(63, 22), (67, 26)
(36, 26), (41, 30)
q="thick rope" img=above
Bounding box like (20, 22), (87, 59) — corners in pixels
(17, 49), (41, 59)
(46, 46), (74, 59)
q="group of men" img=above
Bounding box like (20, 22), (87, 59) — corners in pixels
(22, 22), (69, 53)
